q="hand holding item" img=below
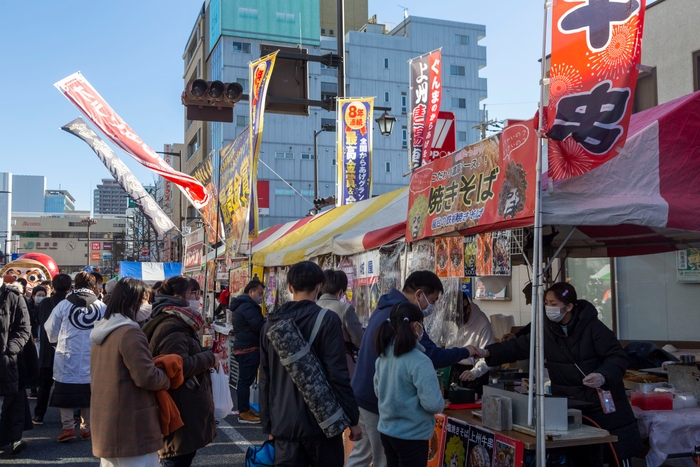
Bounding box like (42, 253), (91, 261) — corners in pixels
(348, 425), (362, 442)
(501, 333), (516, 341)
(466, 346), (490, 359)
(460, 370), (477, 382)
(582, 372), (605, 388)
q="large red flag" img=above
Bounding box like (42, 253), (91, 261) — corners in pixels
(55, 72), (209, 209)
(545, 0), (646, 181)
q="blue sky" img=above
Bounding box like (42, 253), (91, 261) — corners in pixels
(1, 1), (543, 212)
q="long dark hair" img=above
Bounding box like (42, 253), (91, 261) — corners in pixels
(374, 302), (424, 358)
(104, 278), (150, 321)
(159, 276), (200, 298)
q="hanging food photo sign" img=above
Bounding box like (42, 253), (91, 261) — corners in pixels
(406, 119), (537, 242)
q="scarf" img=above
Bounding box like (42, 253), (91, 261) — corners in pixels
(153, 354), (185, 436)
(162, 305), (204, 332)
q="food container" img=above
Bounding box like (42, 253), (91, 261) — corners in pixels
(624, 381), (668, 392)
(630, 391), (673, 410)
(448, 387), (476, 404)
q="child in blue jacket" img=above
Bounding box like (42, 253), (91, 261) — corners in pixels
(374, 302), (476, 467)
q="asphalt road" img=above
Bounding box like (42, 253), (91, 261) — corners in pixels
(0, 390), (268, 466)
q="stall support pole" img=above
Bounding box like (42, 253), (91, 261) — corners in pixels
(532, 1), (551, 465)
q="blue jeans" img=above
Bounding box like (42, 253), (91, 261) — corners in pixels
(234, 350), (260, 413)
(161, 451), (197, 467)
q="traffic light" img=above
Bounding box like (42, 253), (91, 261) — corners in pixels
(181, 80), (244, 122)
(313, 196), (336, 212)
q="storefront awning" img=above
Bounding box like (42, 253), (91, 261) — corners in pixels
(252, 188), (407, 266)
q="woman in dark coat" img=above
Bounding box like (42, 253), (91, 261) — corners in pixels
(482, 282), (641, 467)
(142, 276), (218, 467)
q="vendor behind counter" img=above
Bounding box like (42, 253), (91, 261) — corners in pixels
(481, 282), (642, 466)
(447, 293), (494, 394)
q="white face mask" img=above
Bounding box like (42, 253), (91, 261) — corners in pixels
(417, 291), (435, 317)
(545, 305), (567, 323)
(136, 302), (152, 322)
(254, 295), (263, 305)
(188, 299), (201, 313)
(415, 322), (425, 341)
(35, 296), (45, 304)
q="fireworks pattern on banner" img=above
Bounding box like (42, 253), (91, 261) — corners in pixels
(549, 63), (583, 108)
(547, 0), (646, 181)
(548, 136), (595, 181)
(588, 16), (641, 81)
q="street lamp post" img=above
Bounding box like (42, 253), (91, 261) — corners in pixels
(313, 124), (334, 204)
(375, 111), (397, 136)
(80, 217), (97, 266)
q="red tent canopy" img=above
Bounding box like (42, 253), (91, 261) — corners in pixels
(543, 90), (700, 257)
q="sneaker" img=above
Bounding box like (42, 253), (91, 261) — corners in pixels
(10, 440), (27, 455)
(57, 429), (76, 442)
(238, 410), (260, 424)
(80, 430), (91, 440)
(31, 415), (43, 425)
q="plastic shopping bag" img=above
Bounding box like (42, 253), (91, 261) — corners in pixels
(211, 362), (234, 419)
(246, 440), (274, 467)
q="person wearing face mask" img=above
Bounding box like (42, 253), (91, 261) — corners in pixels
(143, 276), (218, 467)
(348, 271), (478, 467)
(228, 280), (265, 424)
(317, 270), (364, 378)
(373, 302), (456, 467)
(480, 282), (641, 467)
(260, 261), (361, 467)
(135, 290), (153, 327)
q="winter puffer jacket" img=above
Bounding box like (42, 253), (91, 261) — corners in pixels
(0, 282), (31, 396)
(229, 294), (264, 350)
(143, 294), (216, 458)
(259, 300), (359, 440)
(485, 300), (642, 460)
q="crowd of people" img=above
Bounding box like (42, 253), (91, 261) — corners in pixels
(0, 260), (640, 467)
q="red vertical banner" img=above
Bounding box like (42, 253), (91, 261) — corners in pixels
(409, 49), (442, 170)
(546, 0), (646, 181)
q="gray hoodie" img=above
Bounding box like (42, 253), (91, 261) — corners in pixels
(90, 313), (139, 345)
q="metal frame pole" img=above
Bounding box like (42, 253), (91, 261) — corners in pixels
(533, 1), (551, 465)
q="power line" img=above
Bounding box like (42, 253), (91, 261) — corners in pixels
(258, 159), (316, 209)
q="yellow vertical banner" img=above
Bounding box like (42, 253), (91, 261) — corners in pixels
(248, 51), (278, 238)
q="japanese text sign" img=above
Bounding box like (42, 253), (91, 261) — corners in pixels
(442, 417), (524, 467)
(407, 120), (537, 242)
(337, 97), (374, 205)
(409, 49), (443, 170)
(219, 127), (252, 258)
(249, 51), (277, 238)
(546, 0), (646, 180)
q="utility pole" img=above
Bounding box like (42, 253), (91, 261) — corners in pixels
(472, 104), (503, 140)
(336, 0), (346, 99)
(80, 217), (97, 266)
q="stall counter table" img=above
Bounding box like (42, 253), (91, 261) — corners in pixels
(635, 406), (700, 467)
(444, 409), (617, 450)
